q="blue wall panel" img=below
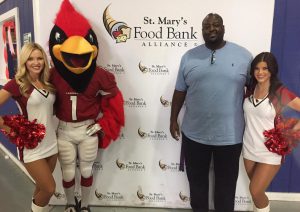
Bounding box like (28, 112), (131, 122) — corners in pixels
(269, 0), (300, 192)
(0, 86), (21, 155)
(0, 0), (34, 155)
(0, 0), (34, 45)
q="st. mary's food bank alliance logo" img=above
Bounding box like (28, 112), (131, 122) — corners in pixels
(116, 158), (146, 171)
(124, 97), (147, 108)
(179, 191), (190, 202)
(104, 63), (125, 74)
(138, 61), (169, 75)
(158, 159), (180, 172)
(103, 5), (131, 43)
(102, 4), (200, 47)
(138, 128), (168, 141)
(137, 186), (166, 202)
(160, 96), (171, 107)
(235, 195), (252, 206)
(95, 189), (124, 201)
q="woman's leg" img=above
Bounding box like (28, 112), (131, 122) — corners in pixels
(32, 154), (57, 200)
(244, 158), (257, 180)
(249, 162), (280, 209)
(24, 154), (57, 206)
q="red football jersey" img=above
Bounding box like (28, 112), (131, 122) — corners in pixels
(51, 67), (118, 122)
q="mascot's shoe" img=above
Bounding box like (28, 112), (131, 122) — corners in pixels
(64, 204), (77, 212)
(80, 206), (91, 212)
(64, 197), (81, 212)
(75, 197), (81, 212)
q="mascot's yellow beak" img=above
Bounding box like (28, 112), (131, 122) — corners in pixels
(52, 36), (98, 74)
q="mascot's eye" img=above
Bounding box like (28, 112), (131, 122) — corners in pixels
(84, 29), (98, 46)
(55, 32), (61, 42)
(89, 34), (94, 43)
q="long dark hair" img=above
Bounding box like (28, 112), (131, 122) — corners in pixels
(248, 52), (282, 100)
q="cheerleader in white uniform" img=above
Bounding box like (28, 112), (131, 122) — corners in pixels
(242, 52), (300, 212)
(0, 43), (57, 212)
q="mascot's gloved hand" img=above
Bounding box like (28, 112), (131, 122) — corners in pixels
(86, 123), (102, 136)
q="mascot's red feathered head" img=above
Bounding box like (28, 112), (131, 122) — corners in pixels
(49, 0), (98, 92)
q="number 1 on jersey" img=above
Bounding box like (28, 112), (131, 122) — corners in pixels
(70, 96), (77, 121)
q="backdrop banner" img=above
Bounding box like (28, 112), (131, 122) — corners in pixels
(33, 0), (275, 210)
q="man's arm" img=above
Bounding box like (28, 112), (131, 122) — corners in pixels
(170, 90), (186, 140)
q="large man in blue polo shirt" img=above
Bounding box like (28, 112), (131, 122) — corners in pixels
(170, 13), (252, 212)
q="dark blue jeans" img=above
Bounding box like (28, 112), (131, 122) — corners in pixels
(182, 133), (242, 212)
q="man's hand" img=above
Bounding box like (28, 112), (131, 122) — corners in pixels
(170, 121), (180, 141)
(86, 123), (102, 136)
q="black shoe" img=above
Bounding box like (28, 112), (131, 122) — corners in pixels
(64, 204), (77, 212)
(74, 197), (81, 212)
(80, 206), (91, 212)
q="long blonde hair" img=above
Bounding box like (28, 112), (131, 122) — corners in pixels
(15, 43), (55, 96)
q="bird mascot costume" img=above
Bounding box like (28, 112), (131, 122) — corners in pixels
(48, 1), (124, 211)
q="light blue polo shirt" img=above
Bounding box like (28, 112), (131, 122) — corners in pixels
(175, 42), (252, 145)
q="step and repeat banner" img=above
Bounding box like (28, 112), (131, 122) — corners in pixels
(32, 0), (274, 210)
